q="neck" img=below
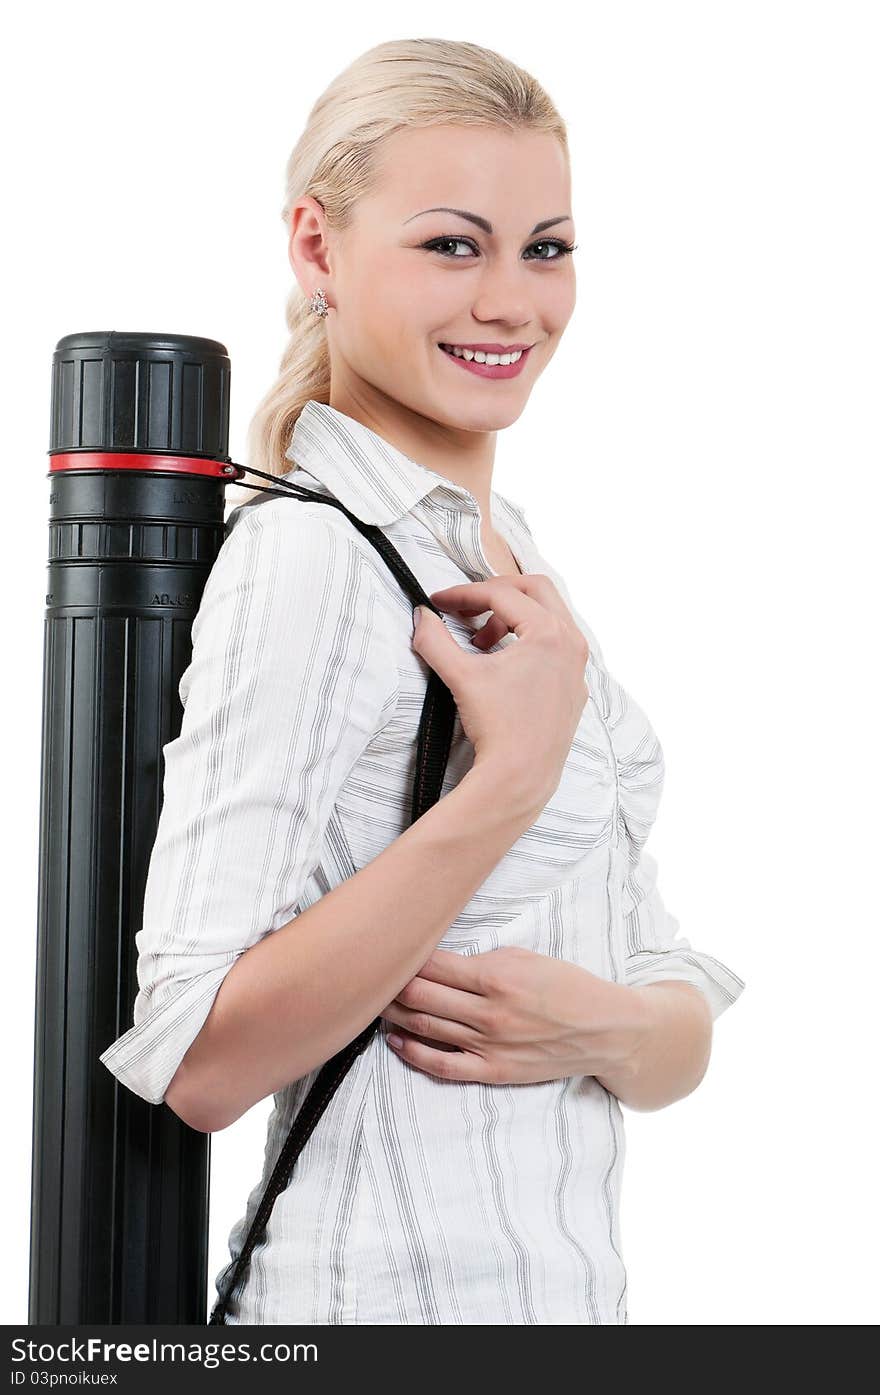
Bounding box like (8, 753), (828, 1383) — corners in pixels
(328, 385), (498, 521)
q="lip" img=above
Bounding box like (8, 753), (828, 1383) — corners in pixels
(441, 342), (533, 353)
(437, 342), (533, 380)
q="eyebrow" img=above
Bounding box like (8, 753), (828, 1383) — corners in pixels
(403, 208), (573, 236)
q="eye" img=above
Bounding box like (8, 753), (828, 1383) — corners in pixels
(422, 236), (475, 258)
(421, 237), (578, 261)
(526, 240), (579, 260)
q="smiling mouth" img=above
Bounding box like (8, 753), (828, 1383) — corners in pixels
(438, 343), (533, 362)
(436, 341), (535, 378)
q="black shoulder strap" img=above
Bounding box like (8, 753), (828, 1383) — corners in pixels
(208, 464), (457, 1325)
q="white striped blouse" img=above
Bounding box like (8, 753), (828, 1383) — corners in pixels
(99, 398), (745, 1325)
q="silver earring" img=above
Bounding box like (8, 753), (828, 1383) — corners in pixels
(309, 287), (329, 318)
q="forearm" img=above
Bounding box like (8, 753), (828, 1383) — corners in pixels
(595, 982), (713, 1112)
(168, 763), (539, 1133)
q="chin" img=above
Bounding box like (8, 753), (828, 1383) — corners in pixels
(442, 398), (529, 433)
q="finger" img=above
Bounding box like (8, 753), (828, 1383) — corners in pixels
(386, 1032), (489, 1082)
(385, 1002), (477, 1048)
(396, 979), (492, 1034)
(417, 949), (485, 992)
(469, 615), (510, 649)
(431, 573), (574, 626)
(410, 605), (472, 687)
(427, 579), (553, 638)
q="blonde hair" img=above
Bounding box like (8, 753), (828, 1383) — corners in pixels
(244, 37), (569, 484)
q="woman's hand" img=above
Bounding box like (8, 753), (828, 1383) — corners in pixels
(412, 575), (590, 816)
(380, 945), (650, 1086)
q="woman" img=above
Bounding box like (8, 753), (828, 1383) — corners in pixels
(99, 37), (745, 1325)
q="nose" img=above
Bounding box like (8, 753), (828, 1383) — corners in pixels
(469, 258), (534, 331)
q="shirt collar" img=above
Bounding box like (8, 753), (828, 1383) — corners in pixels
(283, 399), (531, 537)
(231, 400), (588, 639)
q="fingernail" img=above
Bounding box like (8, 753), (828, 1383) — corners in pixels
(387, 1033), (403, 1049)
(412, 606), (422, 635)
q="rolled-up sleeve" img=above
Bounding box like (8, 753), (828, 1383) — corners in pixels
(620, 849), (746, 1021)
(98, 501), (400, 1106)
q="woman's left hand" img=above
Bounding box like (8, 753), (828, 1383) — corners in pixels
(379, 946), (650, 1085)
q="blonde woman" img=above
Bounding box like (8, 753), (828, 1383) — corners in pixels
(99, 37), (745, 1325)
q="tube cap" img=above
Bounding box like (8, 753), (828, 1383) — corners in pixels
(50, 330), (231, 460)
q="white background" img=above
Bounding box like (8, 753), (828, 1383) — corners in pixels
(3, 0), (877, 1327)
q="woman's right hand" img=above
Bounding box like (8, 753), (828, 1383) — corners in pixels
(411, 575), (590, 815)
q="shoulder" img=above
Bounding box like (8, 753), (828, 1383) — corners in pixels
(194, 492), (402, 649)
(226, 489), (352, 546)
(182, 491), (401, 723)
(223, 491), (391, 588)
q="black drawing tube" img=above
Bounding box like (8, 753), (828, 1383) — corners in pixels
(31, 331), (234, 1323)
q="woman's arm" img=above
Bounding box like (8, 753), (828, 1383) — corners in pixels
(99, 528), (589, 1123)
(167, 761), (539, 1133)
(593, 980), (714, 1111)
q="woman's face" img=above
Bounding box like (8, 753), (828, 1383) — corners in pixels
(293, 123), (577, 435)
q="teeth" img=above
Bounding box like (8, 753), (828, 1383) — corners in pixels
(441, 344), (524, 366)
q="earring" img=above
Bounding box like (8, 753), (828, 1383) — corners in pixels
(309, 287), (329, 318)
